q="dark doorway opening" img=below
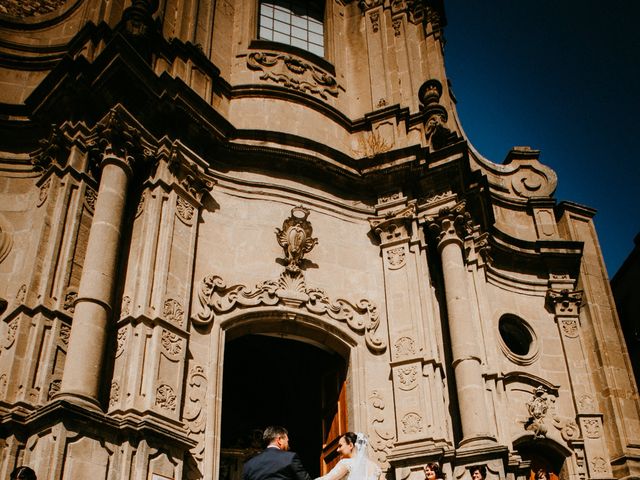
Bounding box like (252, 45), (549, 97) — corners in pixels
(220, 334), (346, 479)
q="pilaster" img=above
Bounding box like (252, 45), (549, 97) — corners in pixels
(369, 192), (452, 458)
(547, 284), (614, 480)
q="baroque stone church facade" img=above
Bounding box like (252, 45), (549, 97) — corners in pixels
(0, 0), (638, 479)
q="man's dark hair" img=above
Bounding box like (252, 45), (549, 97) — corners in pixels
(470, 465), (487, 479)
(10, 466), (37, 480)
(263, 426), (288, 446)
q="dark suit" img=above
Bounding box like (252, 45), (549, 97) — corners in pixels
(242, 446), (312, 480)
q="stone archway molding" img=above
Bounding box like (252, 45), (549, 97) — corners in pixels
(192, 270), (386, 354)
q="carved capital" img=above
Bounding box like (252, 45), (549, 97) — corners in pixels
(88, 107), (153, 176)
(166, 140), (214, 202)
(30, 124), (67, 172)
(546, 289), (583, 316)
(426, 200), (474, 249)
(369, 203), (416, 246)
(358, 0), (383, 13)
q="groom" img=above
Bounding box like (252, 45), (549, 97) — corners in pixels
(242, 426), (313, 480)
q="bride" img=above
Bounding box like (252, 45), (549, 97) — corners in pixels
(316, 432), (381, 480)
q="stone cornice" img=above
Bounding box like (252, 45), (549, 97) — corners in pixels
(0, 399), (196, 450)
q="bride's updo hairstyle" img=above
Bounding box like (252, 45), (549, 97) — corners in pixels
(342, 431), (358, 447)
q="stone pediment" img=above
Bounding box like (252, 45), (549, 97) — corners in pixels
(472, 146), (557, 202)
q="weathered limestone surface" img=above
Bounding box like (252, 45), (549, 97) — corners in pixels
(0, 1), (638, 480)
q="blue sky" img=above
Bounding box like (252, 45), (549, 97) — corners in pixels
(442, 1), (640, 277)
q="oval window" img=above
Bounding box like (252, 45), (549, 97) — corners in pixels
(498, 314), (539, 365)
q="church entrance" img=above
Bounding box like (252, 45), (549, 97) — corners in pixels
(219, 334), (348, 480)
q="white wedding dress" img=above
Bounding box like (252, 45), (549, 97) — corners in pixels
(316, 434), (381, 480)
(316, 458), (381, 480)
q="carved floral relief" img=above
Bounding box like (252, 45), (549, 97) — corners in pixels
(155, 383), (177, 411)
(247, 52), (340, 100)
(401, 412), (423, 434)
(163, 298), (185, 327)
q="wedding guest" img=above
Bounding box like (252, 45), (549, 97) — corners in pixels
(470, 465), (486, 480)
(424, 462), (445, 480)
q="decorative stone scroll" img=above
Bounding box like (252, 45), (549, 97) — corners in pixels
(0, 0), (67, 18)
(247, 52), (340, 100)
(0, 218), (12, 265)
(193, 273), (386, 353)
(368, 390), (395, 467)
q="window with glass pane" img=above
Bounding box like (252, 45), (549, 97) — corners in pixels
(259, 0), (324, 57)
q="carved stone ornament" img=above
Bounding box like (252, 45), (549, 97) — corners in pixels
(48, 379), (61, 400)
(176, 196), (196, 224)
(0, 0), (67, 18)
(5, 318), (18, 349)
(0, 374), (6, 397)
(155, 383), (177, 411)
(560, 319), (579, 338)
(63, 289), (77, 313)
(160, 329), (183, 357)
(37, 178), (51, 207)
(16, 284), (26, 303)
(116, 328), (127, 358)
(194, 273), (386, 353)
(183, 365), (207, 462)
(195, 207), (385, 352)
(30, 124), (65, 171)
(369, 11), (380, 32)
(84, 187), (97, 214)
(386, 246), (406, 269)
(392, 18), (401, 36)
(368, 390), (395, 468)
(426, 200), (475, 246)
(393, 336), (416, 359)
(135, 192), (145, 218)
(369, 203), (416, 245)
(397, 365), (419, 391)
(110, 381), (120, 408)
(401, 412), (423, 434)
(0, 218), (12, 265)
(276, 206), (318, 273)
(547, 289), (583, 316)
(525, 386), (549, 438)
(590, 457), (608, 475)
(419, 79), (457, 150)
(358, 0), (382, 12)
(582, 418), (602, 439)
(247, 52), (340, 100)
(87, 107), (153, 174)
(59, 323), (70, 346)
(163, 298), (185, 327)
(121, 295), (131, 317)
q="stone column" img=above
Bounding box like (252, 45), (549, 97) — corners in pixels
(57, 109), (143, 409)
(427, 201), (494, 447)
(547, 284), (614, 480)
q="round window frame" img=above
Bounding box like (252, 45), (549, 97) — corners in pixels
(497, 314), (539, 365)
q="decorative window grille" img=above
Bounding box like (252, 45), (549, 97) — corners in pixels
(258, 0), (325, 57)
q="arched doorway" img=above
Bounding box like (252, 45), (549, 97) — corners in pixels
(219, 333), (348, 479)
